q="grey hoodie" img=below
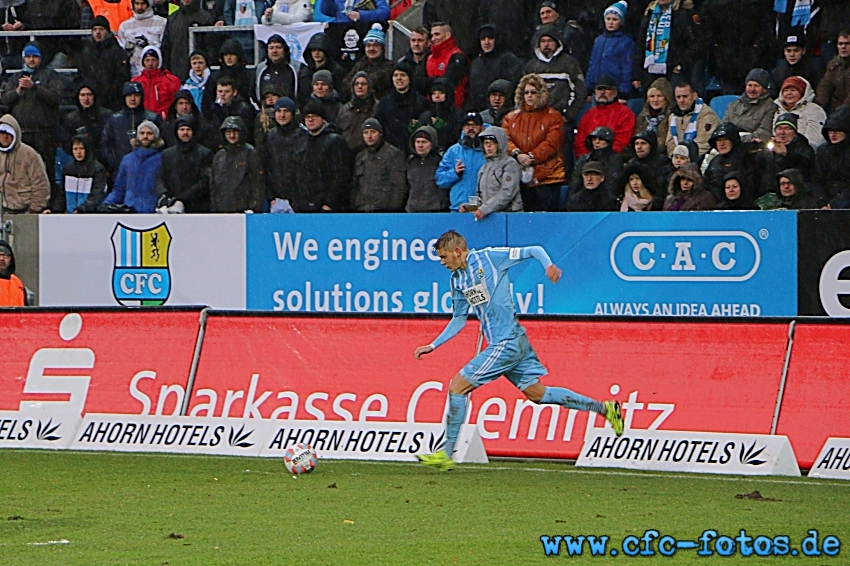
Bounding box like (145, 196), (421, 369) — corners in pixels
(476, 126), (523, 215)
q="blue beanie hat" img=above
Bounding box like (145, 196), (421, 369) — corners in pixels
(604, 0), (627, 21)
(22, 43), (41, 58)
(363, 23), (385, 46)
(274, 96), (296, 113)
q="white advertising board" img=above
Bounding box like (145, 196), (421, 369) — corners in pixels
(808, 438), (850, 480)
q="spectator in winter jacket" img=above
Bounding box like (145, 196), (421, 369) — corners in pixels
(352, 118), (408, 212)
(182, 51), (210, 110)
(62, 84), (112, 159)
(0, 114), (49, 214)
(586, 1), (634, 96)
(76, 16), (130, 112)
(525, 26), (587, 127)
(264, 97), (307, 209)
(202, 39), (254, 112)
(297, 33), (346, 109)
(724, 68), (775, 144)
(772, 168), (815, 210)
(205, 76), (257, 149)
(160, 0), (214, 81)
(0, 43), (62, 211)
(635, 77), (673, 153)
(374, 62), (429, 154)
(337, 72), (377, 154)
(342, 25), (395, 100)
(117, 0), (166, 78)
(309, 70), (342, 124)
(319, 0), (389, 23)
(576, 75), (636, 156)
(480, 79), (515, 126)
(663, 162), (715, 211)
(813, 107), (850, 209)
(162, 88), (209, 147)
(132, 46), (181, 120)
(102, 120), (163, 212)
(716, 170), (758, 210)
(397, 26), (431, 97)
(627, 129), (672, 199)
(467, 126), (522, 219)
(0, 240), (25, 307)
(410, 78), (462, 152)
(101, 81), (162, 172)
(755, 112), (815, 197)
(632, 0), (699, 92)
(572, 125), (626, 207)
(533, 0), (589, 70)
(255, 34), (300, 105)
(63, 134), (107, 213)
(292, 99), (352, 212)
(478, 0), (533, 59)
(468, 25), (523, 115)
(773, 34), (823, 92)
(816, 30), (850, 113)
(436, 111), (487, 211)
(427, 22), (470, 108)
(209, 116), (264, 213)
(619, 160), (658, 211)
(155, 114), (212, 212)
(564, 161), (618, 211)
(423, 0), (480, 56)
(665, 81), (719, 157)
(253, 84), (281, 160)
(503, 74), (566, 212)
(406, 126), (448, 212)
(773, 76), (826, 149)
(702, 122), (754, 202)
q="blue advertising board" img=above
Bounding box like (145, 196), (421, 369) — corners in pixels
(506, 211), (797, 316)
(246, 212), (798, 316)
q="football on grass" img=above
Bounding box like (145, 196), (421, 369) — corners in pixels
(284, 443), (317, 474)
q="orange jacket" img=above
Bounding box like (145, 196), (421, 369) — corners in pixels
(0, 275), (25, 307)
(502, 103), (566, 187)
(88, 0), (134, 33)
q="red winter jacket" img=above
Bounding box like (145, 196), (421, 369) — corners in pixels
(574, 101), (636, 156)
(132, 54), (181, 120)
(426, 35), (469, 109)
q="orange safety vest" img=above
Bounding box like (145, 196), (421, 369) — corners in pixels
(0, 275), (25, 307)
(88, 0), (135, 33)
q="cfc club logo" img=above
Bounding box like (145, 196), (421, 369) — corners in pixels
(111, 223), (172, 306)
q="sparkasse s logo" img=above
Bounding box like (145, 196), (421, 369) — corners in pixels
(610, 231), (763, 282)
(111, 223), (172, 306)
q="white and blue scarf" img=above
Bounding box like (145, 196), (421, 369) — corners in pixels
(774, 0), (813, 27)
(644, 3), (672, 75)
(669, 98), (704, 145)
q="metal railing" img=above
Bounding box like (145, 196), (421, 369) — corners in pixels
(187, 25), (261, 68)
(0, 29), (90, 73)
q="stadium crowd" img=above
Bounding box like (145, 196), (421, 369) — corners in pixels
(0, 0), (849, 215)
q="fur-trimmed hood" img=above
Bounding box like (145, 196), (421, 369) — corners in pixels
(667, 162), (704, 196)
(514, 74), (549, 110)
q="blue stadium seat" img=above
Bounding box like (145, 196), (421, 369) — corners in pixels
(627, 98), (644, 116)
(575, 101), (592, 123)
(709, 95), (738, 120)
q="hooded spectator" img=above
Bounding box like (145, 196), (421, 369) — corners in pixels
(533, 0), (589, 69)
(813, 108), (850, 209)
(478, 0), (532, 58)
(320, 0), (389, 23)
(205, 76), (257, 148)
(0, 240), (25, 306)
(337, 72), (377, 154)
(772, 168), (815, 210)
(503, 74), (566, 211)
(117, 0), (166, 78)
(63, 134), (107, 213)
(576, 74), (636, 156)
(160, 0), (215, 81)
(101, 81), (162, 173)
(774, 76), (826, 150)
(627, 129), (672, 198)
(468, 24), (523, 114)
(297, 33), (346, 109)
(209, 116), (264, 213)
(436, 111), (487, 211)
(255, 34), (301, 104)
(471, 125), (523, 218)
(309, 70), (342, 123)
(816, 29), (850, 113)
(665, 81), (719, 157)
(406, 125), (448, 212)
(632, 0), (699, 91)
(525, 26), (587, 126)
(702, 122), (754, 202)
(352, 118), (408, 212)
(254, 84), (282, 158)
(343, 25), (396, 100)
(374, 62), (429, 153)
(586, 1), (634, 96)
(162, 89), (208, 147)
(716, 170), (757, 210)
(155, 115), (212, 212)
(182, 51), (211, 110)
(724, 68), (775, 144)
(132, 45), (181, 120)
(101, 120), (163, 212)
(480, 79), (515, 126)
(0, 114), (49, 214)
(413, 78), (463, 152)
(427, 22), (470, 108)
(635, 77), (673, 152)
(423, 0), (480, 56)
(62, 84), (112, 157)
(572, 125), (626, 206)
(203, 39), (254, 112)
(773, 34), (823, 90)
(397, 26), (432, 96)
(76, 16), (131, 111)
(565, 161), (615, 212)
(619, 159), (658, 211)
(264, 97), (307, 209)
(755, 112), (814, 197)
(663, 162), (715, 210)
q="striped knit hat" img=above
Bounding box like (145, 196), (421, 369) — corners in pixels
(604, 0), (627, 21)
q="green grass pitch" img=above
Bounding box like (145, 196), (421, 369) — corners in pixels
(1, 450), (848, 565)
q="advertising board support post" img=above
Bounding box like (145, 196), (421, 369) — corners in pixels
(770, 320), (795, 435)
(180, 307), (212, 416)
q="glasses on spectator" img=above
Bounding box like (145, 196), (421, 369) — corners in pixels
(523, 90), (538, 95)
(838, 42), (850, 46)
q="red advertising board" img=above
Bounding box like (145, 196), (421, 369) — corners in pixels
(189, 315), (790, 459)
(775, 323), (850, 469)
(0, 309), (201, 415)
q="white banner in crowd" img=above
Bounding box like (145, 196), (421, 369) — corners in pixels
(254, 22), (326, 65)
(577, 429), (801, 477)
(39, 215), (246, 309)
(808, 438), (850, 480)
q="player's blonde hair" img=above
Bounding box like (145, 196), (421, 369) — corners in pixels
(434, 230), (467, 252)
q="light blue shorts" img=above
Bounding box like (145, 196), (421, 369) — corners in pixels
(459, 331), (547, 391)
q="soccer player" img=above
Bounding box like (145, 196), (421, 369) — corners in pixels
(413, 230), (624, 471)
